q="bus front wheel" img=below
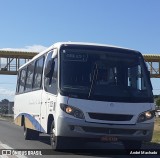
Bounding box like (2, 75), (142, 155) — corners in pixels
(50, 121), (68, 150)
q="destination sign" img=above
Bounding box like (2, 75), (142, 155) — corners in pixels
(63, 52), (88, 62)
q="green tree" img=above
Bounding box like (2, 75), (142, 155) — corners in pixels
(156, 97), (160, 108)
(1, 99), (9, 103)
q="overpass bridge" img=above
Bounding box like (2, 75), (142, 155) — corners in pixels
(0, 50), (37, 75)
(0, 50), (160, 78)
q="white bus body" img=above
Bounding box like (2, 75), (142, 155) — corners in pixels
(14, 42), (155, 150)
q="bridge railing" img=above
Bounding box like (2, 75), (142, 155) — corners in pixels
(0, 50), (160, 78)
(0, 50), (37, 75)
(143, 54), (160, 78)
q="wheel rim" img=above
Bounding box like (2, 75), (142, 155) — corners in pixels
(51, 126), (56, 146)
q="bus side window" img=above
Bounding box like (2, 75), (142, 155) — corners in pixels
(25, 62), (35, 92)
(44, 51), (58, 94)
(16, 71), (20, 93)
(33, 56), (45, 89)
(19, 68), (27, 93)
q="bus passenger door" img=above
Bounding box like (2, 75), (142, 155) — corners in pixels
(41, 50), (58, 133)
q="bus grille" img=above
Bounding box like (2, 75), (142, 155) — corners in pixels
(88, 113), (133, 121)
(82, 126), (136, 135)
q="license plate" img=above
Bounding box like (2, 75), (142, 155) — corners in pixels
(101, 136), (118, 142)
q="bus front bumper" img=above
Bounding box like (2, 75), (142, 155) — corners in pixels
(56, 116), (154, 142)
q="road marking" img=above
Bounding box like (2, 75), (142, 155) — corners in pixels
(0, 141), (28, 158)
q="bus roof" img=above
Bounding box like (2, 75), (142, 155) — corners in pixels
(18, 42), (138, 70)
(53, 42), (136, 51)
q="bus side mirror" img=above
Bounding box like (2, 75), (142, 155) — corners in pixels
(45, 59), (55, 85)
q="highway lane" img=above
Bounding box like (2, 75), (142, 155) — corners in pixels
(0, 119), (160, 158)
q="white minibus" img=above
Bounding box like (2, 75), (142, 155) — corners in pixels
(14, 42), (155, 150)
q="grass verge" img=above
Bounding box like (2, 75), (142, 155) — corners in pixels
(152, 117), (160, 143)
(0, 115), (13, 122)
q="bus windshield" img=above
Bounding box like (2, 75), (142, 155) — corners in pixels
(60, 45), (153, 103)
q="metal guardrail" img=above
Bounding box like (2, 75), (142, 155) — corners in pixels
(0, 114), (14, 117)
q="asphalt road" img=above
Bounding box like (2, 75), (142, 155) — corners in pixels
(0, 118), (160, 158)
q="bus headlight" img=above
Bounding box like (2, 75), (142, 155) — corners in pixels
(60, 104), (85, 119)
(137, 110), (155, 123)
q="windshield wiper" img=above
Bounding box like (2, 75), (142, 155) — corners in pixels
(88, 63), (98, 98)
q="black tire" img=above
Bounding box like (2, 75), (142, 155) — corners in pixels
(50, 121), (69, 150)
(24, 123), (39, 140)
(122, 140), (142, 150)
